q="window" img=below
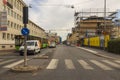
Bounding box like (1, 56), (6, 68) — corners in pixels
(14, 23), (16, 29)
(11, 34), (14, 40)
(2, 33), (6, 40)
(16, 1), (19, 9)
(8, 21), (10, 27)
(7, 33), (10, 40)
(17, 24), (19, 30)
(11, 22), (13, 28)
(11, 10), (13, 17)
(10, 45), (13, 47)
(14, 0), (16, 7)
(13, 11), (14, 17)
(7, 8), (10, 15)
(35, 42), (37, 46)
(20, 25), (22, 29)
(2, 46), (5, 48)
(14, 13), (16, 19)
(17, 14), (19, 20)
(20, 3), (21, 11)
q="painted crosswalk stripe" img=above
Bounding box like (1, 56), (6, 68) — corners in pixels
(46, 59), (58, 69)
(0, 59), (16, 65)
(78, 60), (94, 70)
(102, 60), (120, 68)
(90, 60), (113, 70)
(65, 59), (75, 69)
(114, 60), (120, 64)
(3, 59), (29, 68)
(0, 59), (3, 61)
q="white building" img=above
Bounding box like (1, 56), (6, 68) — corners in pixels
(0, 0), (46, 51)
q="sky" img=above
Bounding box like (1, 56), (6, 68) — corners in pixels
(23, 0), (120, 41)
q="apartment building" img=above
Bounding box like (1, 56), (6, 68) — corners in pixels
(0, 0), (46, 51)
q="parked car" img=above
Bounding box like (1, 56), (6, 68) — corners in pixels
(19, 40), (41, 55)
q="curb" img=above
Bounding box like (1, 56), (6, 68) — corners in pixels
(33, 55), (49, 59)
(77, 47), (119, 60)
(11, 65), (41, 73)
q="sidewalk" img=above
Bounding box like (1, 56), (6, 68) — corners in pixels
(0, 50), (16, 56)
(77, 46), (120, 60)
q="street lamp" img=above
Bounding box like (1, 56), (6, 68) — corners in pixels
(103, 0), (107, 50)
(104, 0), (106, 32)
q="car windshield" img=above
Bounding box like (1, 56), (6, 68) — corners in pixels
(26, 42), (35, 46)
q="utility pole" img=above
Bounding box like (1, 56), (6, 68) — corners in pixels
(104, 0), (107, 32)
(104, 0), (106, 50)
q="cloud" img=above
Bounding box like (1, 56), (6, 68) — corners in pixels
(23, 0), (120, 40)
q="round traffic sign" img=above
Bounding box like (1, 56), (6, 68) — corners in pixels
(21, 27), (29, 36)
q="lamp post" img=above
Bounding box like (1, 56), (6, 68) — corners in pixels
(103, 0), (106, 50)
(104, 0), (106, 32)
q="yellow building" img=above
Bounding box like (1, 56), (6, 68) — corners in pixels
(0, 0), (46, 51)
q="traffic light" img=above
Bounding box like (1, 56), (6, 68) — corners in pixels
(23, 7), (28, 24)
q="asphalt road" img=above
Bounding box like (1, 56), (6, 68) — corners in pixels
(0, 45), (120, 80)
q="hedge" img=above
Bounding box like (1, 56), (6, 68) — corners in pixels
(107, 38), (120, 54)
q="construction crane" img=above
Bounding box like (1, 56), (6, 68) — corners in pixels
(29, 3), (74, 8)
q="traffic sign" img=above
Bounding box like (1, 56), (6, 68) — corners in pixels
(21, 27), (29, 35)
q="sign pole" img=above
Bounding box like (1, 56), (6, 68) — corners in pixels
(24, 24), (27, 67)
(22, 7), (29, 67)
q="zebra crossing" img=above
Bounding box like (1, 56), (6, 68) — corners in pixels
(0, 58), (25, 68)
(46, 59), (120, 70)
(0, 58), (120, 71)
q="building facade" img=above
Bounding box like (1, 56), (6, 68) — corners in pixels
(0, 0), (46, 50)
(79, 16), (113, 37)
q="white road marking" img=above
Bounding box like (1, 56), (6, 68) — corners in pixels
(3, 59), (29, 68)
(0, 59), (3, 61)
(46, 59), (58, 69)
(0, 59), (16, 65)
(65, 59), (75, 69)
(78, 60), (94, 70)
(90, 60), (113, 70)
(102, 60), (120, 68)
(114, 60), (120, 64)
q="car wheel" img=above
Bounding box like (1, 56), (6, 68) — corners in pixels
(38, 49), (41, 53)
(19, 53), (23, 56)
(33, 50), (36, 55)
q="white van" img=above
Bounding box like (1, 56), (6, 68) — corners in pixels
(19, 40), (41, 55)
(49, 41), (56, 48)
